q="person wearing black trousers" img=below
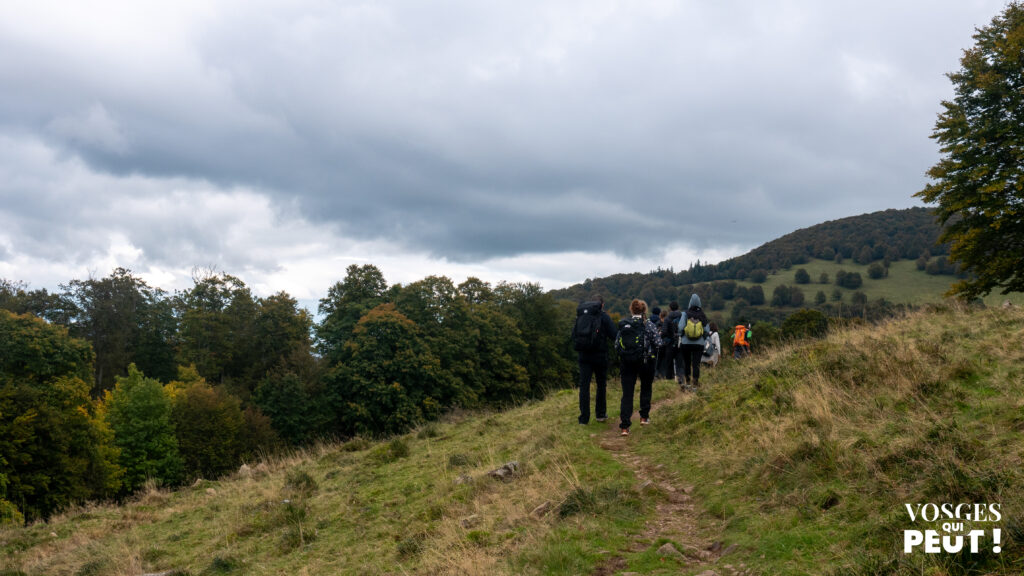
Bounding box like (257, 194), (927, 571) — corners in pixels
(618, 299), (660, 436)
(677, 293), (709, 391)
(571, 294), (617, 424)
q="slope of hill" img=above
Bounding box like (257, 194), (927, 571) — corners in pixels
(549, 207), (969, 316)
(3, 304), (1024, 575)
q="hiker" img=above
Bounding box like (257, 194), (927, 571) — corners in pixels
(701, 322), (721, 368)
(664, 301), (683, 383)
(732, 323), (752, 359)
(657, 309), (672, 380)
(649, 306), (663, 378)
(571, 294), (617, 424)
(616, 299), (660, 437)
(676, 294), (709, 391)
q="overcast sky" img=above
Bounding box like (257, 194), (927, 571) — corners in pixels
(0, 1), (1007, 306)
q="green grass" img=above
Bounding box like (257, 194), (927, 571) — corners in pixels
(632, 303), (1024, 575)
(724, 258), (1024, 319)
(3, 305), (1024, 575)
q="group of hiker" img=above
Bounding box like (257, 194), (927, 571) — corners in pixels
(571, 293), (753, 436)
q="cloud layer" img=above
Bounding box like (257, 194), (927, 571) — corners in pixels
(0, 0), (1006, 298)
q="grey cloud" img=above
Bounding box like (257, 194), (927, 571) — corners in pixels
(0, 0), (1006, 270)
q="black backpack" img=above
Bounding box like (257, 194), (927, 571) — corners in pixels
(615, 317), (647, 363)
(573, 301), (603, 351)
(662, 314), (677, 347)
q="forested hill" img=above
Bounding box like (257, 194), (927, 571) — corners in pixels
(550, 207), (949, 313)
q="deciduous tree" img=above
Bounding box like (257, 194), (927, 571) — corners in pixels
(103, 365), (183, 492)
(0, 310), (122, 521)
(917, 2), (1024, 298)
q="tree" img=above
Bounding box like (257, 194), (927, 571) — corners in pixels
(175, 272), (253, 386)
(815, 290), (827, 305)
(747, 285), (765, 306)
(61, 268), (177, 394)
(317, 264), (389, 364)
(771, 285), (791, 307)
(868, 263), (886, 280)
(855, 246), (874, 265)
(715, 281), (737, 300)
(794, 268), (811, 284)
(916, 2), (1024, 298)
(254, 369), (328, 446)
(327, 304), (454, 437)
(0, 310), (122, 521)
(168, 369), (246, 480)
(253, 292), (314, 382)
(750, 269), (768, 283)
(492, 282), (574, 398)
(103, 365), (184, 492)
(790, 287), (805, 307)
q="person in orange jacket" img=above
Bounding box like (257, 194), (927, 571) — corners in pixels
(732, 323), (752, 359)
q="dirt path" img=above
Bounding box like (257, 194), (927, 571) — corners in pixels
(589, 385), (753, 576)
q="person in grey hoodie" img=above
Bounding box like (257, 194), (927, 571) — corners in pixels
(676, 293), (709, 390)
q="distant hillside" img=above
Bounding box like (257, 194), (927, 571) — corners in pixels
(3, 304), (1022, 575)
(550, 207), (969, 319)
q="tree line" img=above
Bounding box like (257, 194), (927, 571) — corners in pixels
(0, 265), (575, 523)
(550, 207), (951, 314)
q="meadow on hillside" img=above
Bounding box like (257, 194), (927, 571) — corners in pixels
(3, 303), (1022, 575)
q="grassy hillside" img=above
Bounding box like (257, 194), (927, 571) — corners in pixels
(728, 259), (1024, 315)
(550, 207), (1024, 319)
(3, 304), (1024, 575)
(737, 259), (1021, 306)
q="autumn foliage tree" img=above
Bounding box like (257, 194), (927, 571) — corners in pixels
(917, 2), (1024, 298)
(167, 367), (247, 480)
(0, 310), (121, 521)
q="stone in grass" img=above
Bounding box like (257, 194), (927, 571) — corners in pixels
(530, 501), (553, 518)
(486, 461), (520, 482)
(657, 542), (683, 558)
(460, 514), (481, 528)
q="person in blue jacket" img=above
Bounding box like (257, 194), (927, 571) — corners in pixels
(676, 293), (709, 391)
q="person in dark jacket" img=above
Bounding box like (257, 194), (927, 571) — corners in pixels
(649, 307), (664, 378)
(571, 294), (617, 424)
(676, 293), (709, 391)
(663, 301), (683, 383)
(617, 299), (660, 436)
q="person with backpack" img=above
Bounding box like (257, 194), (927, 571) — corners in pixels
(649, 306), (663, 378)
(663, 301), (683, 383)
(657, 309), (671, 380)
(616, 299), (660, 436)
(676, 294), (709, 391)
(701, 322), (721, 368)
(732, 323), (752, 359)
(571, 294), (617, 424)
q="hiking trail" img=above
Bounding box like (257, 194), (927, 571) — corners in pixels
(588, 382), (755, 576)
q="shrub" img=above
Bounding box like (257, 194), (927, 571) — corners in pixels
(782, 309), (828, 339)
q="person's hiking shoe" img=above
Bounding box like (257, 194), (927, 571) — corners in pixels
(596, 417), (607, 422)
(620, 428), (629, 436)
(640, 418), (650, 425)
